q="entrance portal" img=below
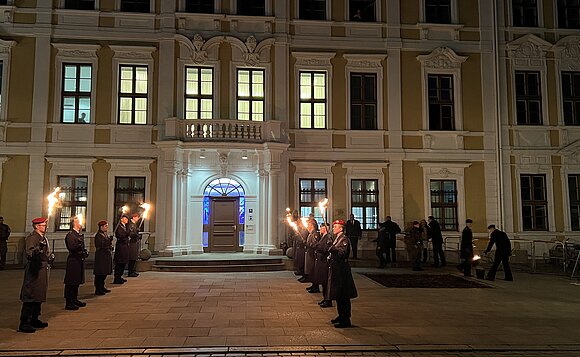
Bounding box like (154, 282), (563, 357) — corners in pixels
(209, 197), (240, 252)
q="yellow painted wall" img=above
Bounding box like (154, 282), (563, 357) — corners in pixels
(332, 54), (347, 130)
(8, 37), (35, 123)
(463, 53), (483, 132)
(219, 42), (231, 119)
(288, 55), (296, 130)
(546, 60), (558, 126)
(6, 128), (31, 142)
(465, 162), (487, 231)
(332, 164), (347, 221)
(333, 134), (346, 148)
(400, 0), (419, 25)
(543, 0), (555, 29)
(402, 136), (422, 149)
(402, 161), (424, 225)
(91, 160), (110, 231)
(401, 51), (422, 131)
(0, 156), (30, 232)
(100, 0), (115, 12)
(15, 0), (36, 7)
(552, 162), (564, 231)
(459, 0), (480, 27)
(464, 136), (484, 150)
(332, 0), (344, 21)
(511, 165), (519, 232)
(96, 46), (113, 125)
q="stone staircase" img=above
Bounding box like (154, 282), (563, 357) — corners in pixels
(150, 254), (287, 273)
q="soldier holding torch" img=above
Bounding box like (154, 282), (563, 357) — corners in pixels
(64, 215), (88, 310)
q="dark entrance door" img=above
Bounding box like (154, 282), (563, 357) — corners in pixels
(208, 197), (240, 252)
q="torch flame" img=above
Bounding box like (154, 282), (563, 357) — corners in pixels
(472, 254), (481, 261)
(140, 202), (151, 219)
(47, 187), (61, 217)
(75, 213), (84, 227)
(318, 198), (328, 210)
(122, 205), (129, 214)
(300, 217), (308, 227)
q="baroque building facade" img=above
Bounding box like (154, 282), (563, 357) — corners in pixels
(0, 0), (578, 262)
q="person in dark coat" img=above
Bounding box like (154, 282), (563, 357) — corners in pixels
(379, 216), (401, 265)
(327, 219), (358, 328)
(345, 214), (362, 259)
(305, 219), (320, 293)
(19, 217), (51, 333)
(113, 215), (130, 284)
(485, 224), (513, 281)
(289, 210), (308, 281)
(427, 216), (446, 267)
(64, 215), (87, 310)
(458, 219), (474, 277)
(127, 213), (141, 277)
(404, 221), (424, 271)
(93, 220), (113, 295)
(375, 222), (389, 268)
(312, 223), (333, 308)
(0, 216), (11, 270)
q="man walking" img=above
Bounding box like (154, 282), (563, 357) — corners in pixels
(458, 219), (474, 277)
(427, 216), (446, 267)
(0, 216), (10, 270)
(485, 224), (513, 281)
(64, 215), (87, 310)
(345, 213), (362, 260)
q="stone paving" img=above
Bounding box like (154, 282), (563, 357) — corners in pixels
(0, 265), (579, 356)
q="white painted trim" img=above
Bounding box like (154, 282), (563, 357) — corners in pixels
(343, 162), (388, 227)
(509, 68), (549, 127)
(230, 63), (271, 121)
(0, 156), (9, 193)
(177, 61), (220, 120)
(419, 0), (458, 23)
(291, 161), (334, 219)
(0, 39), (15, 122)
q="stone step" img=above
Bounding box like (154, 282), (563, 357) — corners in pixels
(151, 262), (286, 273)
(153, 258), (284, 267)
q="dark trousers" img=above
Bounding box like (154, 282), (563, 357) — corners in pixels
(422, 247), (429, 263)
(412, 248), (422, 269)
(487, 255), (513, 280)
(94, 274), (107, 292)
(386, 245), (397, 263)
(20, 302), (41, 324)
(0, 241), (7, 268)
(350, 237), (359, 259)
(336, 298), (351, 322)
(128, 260), (137, 274)
(376, 247), (388, 267)
(322, 283), (329, 302)
(458, 259), (472, 277)
(64, 284), (79, 305)
(432, 241), (446, 266)
(114, 263), (126, 281)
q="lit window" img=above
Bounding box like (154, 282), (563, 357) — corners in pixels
(237, 69), (264, 121)
(62, 64), (92, 124)
(56, 176), (88, 231)
(299, 71), (326, 129)
(185, 67), (213, 120)
(351, 179), (378, 230)
(299, 179), (326, 224)
(430, 180), (458, 231)
(118, 65), (148, 125)
(114, 177), (145, 227)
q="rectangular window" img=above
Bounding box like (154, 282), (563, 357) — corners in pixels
(521, 174), (548, 231)
(185, 67), (213, 120)
(118, 65), (148, 125)
(515, 71), (542, 125)
(350, 73), (377, 130)
(237, 0), (265, 16)
(299, 71), (326, 129)
(114, 177), (146, 227)
(558, 0), (580, 29)
(120, 0), (150, 12)
(299, 0), (326, 20)
(65, 0), (95, 10)
(185, 0), (214, 13)
(237, 69), (264, 121)
(513, 0), (538, 27)
(569, 174), (580, 231)
(425, 0), (451, 24)
(351, 179), (378, 230)
(56, 176), (88, 231)
(430, 180), (458, 231)
(428, 74), (454, 130)
(349, 0), (376, 22)
(0, 60), (3, 116)
(62, 63), (92, 124)
(299, 179), (327, 224)
(562, 72), (580, 125)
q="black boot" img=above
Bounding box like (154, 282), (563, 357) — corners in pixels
(18, 319), (36, 333)
(30, 318), (48, 328)
(65, 300), (79, 311)
(74, 300), (86, 307)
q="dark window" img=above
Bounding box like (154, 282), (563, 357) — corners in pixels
(299, 71), (326, 129)
(513, 0), (538, 27)
(56, 176), (88, 231)
(62, 63), (92, 124)
(425, 0), (451, 24)
(237, 69), (264, 121)
(430, 180), (458, 231)
(569, 175), (580, 231)
(349, 0), (376, 22)
(185, 67), (213, 119)
(515, 71), (542, 125)
(118, 65), (148, 125)
(521, 174), (548, 231)
(299, 0), (326, 20)
(350, 73), (377, 130)
(562, 72), (580, 125)
(237, 0), (265, 16)
(185, 0), (214, 13)
(299, 179), (327, 224)
(65, 0), (95, 10)
(351, 179), (378, 230)
(120, 0), (150, 13)
(558, 0), (580, 29)
(0, 0), (7, 5)
(114, 177), (146, 227)
(428, 74), (454, 130)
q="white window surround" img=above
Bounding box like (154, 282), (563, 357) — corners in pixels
(508, 0), (544, 28)
(419, 0), (458, 23)
(178, 0), (220, 12)
(416, 47), (467, 131)
(231, 0), (272, 16)
(294, 0), (331, 20)
(343, 162), (388, 221)
(46, 157), (96, 233)
(344, 54), (386, 130)
(110, 45), (155, 125)
(0, 156), (9, 191)
(58, 0), (101, 9)
(106, 158), (153, 232)
(177, 62), (220, 120)
(0, 39), (15, 122)
(115, 0), (154, 12)
(231, 65), (270, 121)
(419, 162), (471, 232)
(292, 161), (334, 218)
(556, 142), (580, 231)
(343, 0), (381, 22)
(52, 44), (100, 125)
(292, 52), (335, 129)
(553, 36), (580, 126)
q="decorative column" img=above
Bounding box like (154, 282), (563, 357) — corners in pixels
(162, 167), (179, 255)
(257, 168), (269, 252)
(265, 164), (280, 254)
(157, 143), (184, 256)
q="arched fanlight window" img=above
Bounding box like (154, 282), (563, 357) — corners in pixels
(203, 178), (245, 197)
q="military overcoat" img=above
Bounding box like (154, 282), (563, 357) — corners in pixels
(64, 229), (86, 285)
(93, 230), (113, 275)
(114, 224), (130, 264)
(20, 231), (50, 303)
(326, 233), (358, 300)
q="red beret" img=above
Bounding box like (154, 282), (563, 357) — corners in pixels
(132, 213), (140, 218)
(332, 219), (345, 226)
(98, 220), (108, 226)
(32, 217), (47, 224)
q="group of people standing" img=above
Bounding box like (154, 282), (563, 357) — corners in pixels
(18, 213), (142, 333)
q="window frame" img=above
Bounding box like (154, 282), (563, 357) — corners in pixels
(350, 179), (379, 230)
(560, 71), (580, 126)
(181, 0), (216, 13)
(511, 0), (540, 27)
(236, 68), (265, 121)
(298, 178), (328, 224)
(427, 74), (455, 131)
(349, 73), (378, 130)
(293, 161), (334, 225)
(299, 70), (327, 129)
(294, 0), (330, 20)
(113, 176), (146, 227)
(55, 175), (89, 231)
(420, 0), (458, 24)
(0, 39), (15, 122)
(515, 70), (544, 125)
(61, 63), (93, 124)
(568, 174), (580, 231)
(117, 64), (149, 125)
(299, 0), (327, 21)
(118, 0), (152, 13)
(429, 179), (459, 231)
(184, 66), (215, 120)
(520, 174), (549, 231)
(558, 0), (580, 29)
(346, 0), (379, 22)
(62, 0), (96, 10)
(235, 0), (266, 16)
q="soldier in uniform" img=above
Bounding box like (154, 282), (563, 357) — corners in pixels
(93, 220), (113, 295)
(113, 214), (130, 284)
(18, 217), (52, 333)
(0, 216), (11, 270)
(327, 219), (358, 328)
(458, 219), (474, 277)
(305, 219), (320, 293)
(127, 213), (141, 277)
(289, 210), (307, 281)
(64, 215), (87, 310)
(312, 223), (333, 308)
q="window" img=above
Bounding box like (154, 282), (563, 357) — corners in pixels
(185, 67), (213, 119)
(120, 0), (150, 12)
(185, 0), (214, 13)
(299, 0), (326, 20)
(430, 180), (458, 231)
(569, 174), (580, 231)
(562, 72), (580, 125)
(0, 60), (3, 117)
(521, 174), (548, 231)
(56, 176), (88, 231)
(237, 0), (264, 16)
(237, 69), (264, 121)
(349, 0), (375, 22)
(351, 179), (378, 230)
(350, 73), (377, 130)
(114, 177), (145, 226)
(62, 64), (92, 124)
(299, 71), (326, 129)
(425, 0), (451, 24)
(428, 74), (454, 130)
(118, 65), (148, 125)
(515, 71), (542, 125)
(65, 0), (95, 10)
(558, 0), (580, 29)
(299, 179), (327, 224)
(512, 0), (538, 27)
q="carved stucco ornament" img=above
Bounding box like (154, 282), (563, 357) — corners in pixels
(242, 36), (260, 66)
(191, 34), (208, 64)
(416, 47), (467, 69)
(556, 36), (580, 71)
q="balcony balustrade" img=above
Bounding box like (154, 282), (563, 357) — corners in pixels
(163, 118), (286, 143)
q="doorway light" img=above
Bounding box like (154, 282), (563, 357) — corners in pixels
(199, 149), (206, 159)
(241, 150), (248, 160)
